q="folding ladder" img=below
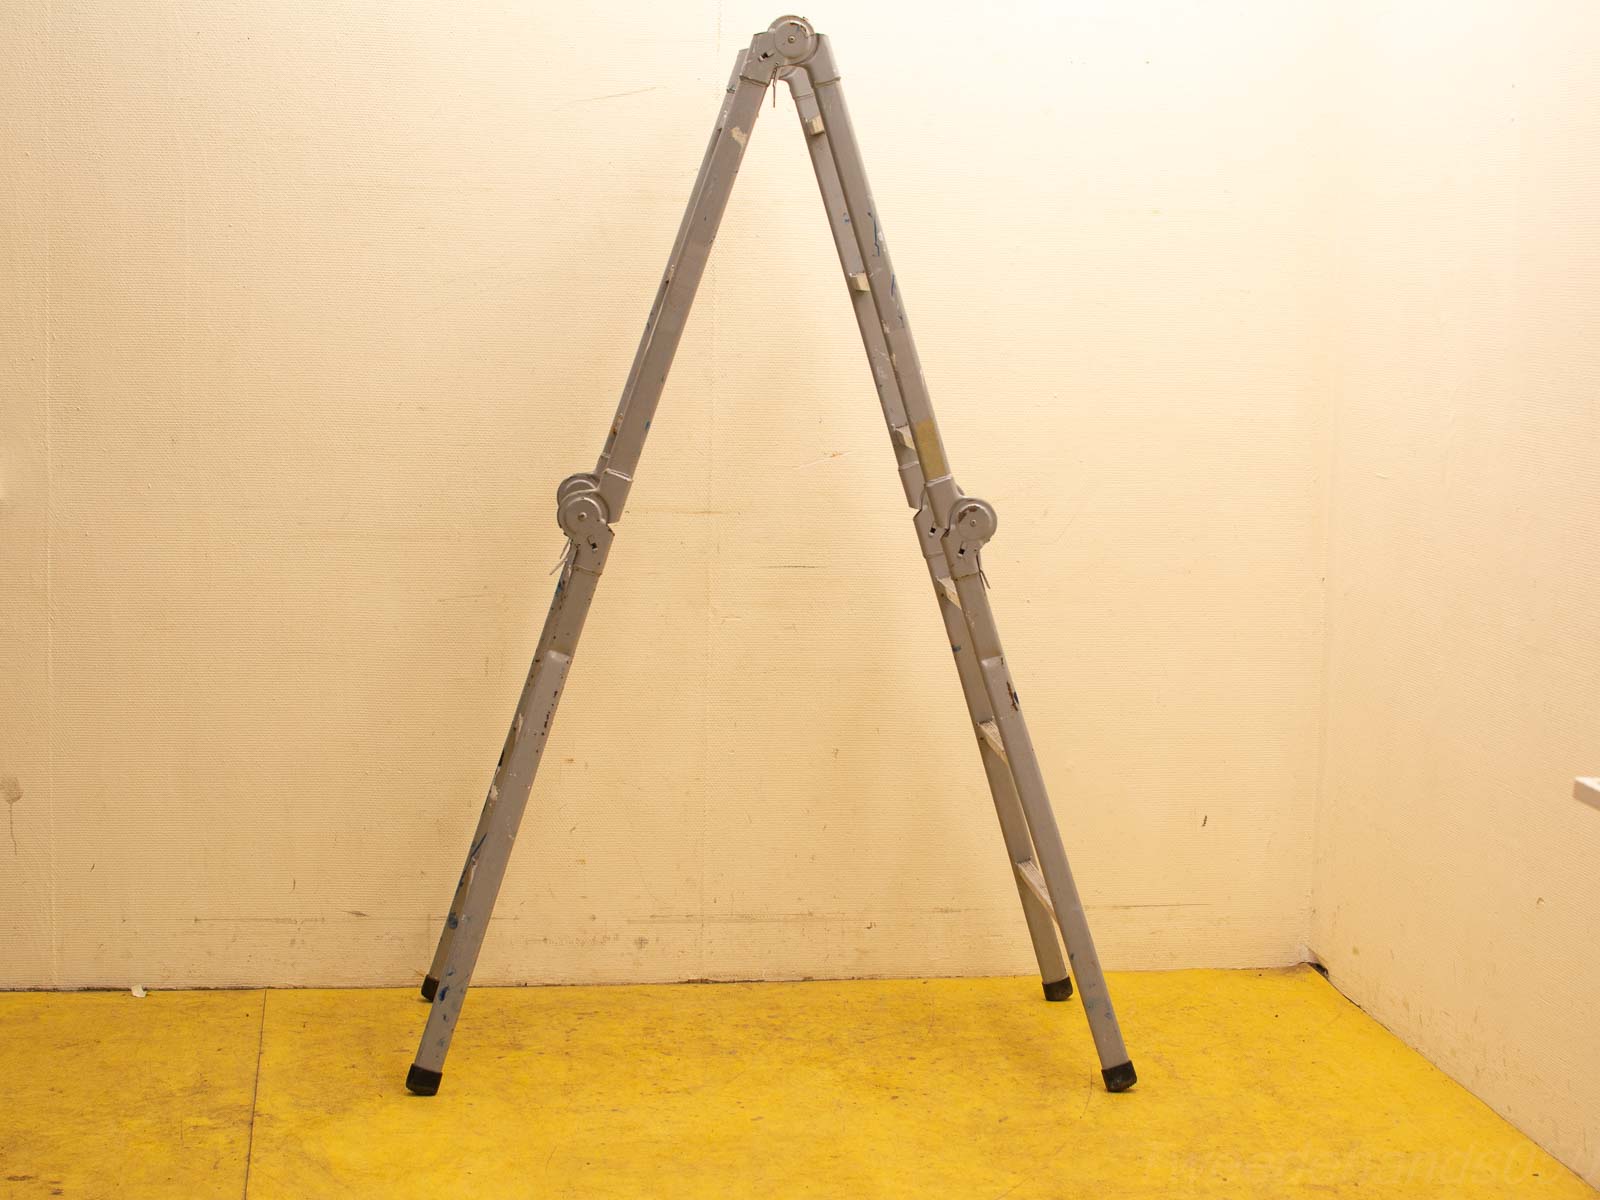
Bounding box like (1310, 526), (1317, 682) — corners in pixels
(405, 15), (1137, 1098)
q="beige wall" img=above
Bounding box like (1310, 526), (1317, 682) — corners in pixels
(0, 0), (1329, 989)
(1310, 0), (1600, 1186)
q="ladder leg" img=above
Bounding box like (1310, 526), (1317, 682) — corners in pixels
(406, 33), (796, 1095)
(420, 580), (573, 1000)
(918, 516), (1073, 999)
(781, 69), (1070, 1000)
(957, 565), (1135, 1090)
(800, 40), (1135, 1090)
(419, 774), (494, 1002)
(407, 562), (596, 1096)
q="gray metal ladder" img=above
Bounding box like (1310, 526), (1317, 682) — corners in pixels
(406, 15), (1137, 1098)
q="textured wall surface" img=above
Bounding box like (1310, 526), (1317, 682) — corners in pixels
(0, 0), (1328, 990)
(1310, 0), (1600, 1186)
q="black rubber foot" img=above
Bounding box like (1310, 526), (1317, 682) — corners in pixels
(1101, 1061), (1137, 1093)
(406, 1064), (443, 1096)
(420, 975), (439, 1002)
(1042, 976), (1074, 1002)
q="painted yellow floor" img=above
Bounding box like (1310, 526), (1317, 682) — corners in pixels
(0, 967), (1592, 1198)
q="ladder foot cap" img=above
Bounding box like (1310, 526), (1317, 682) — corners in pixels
(1042, 977), (1074, 1002)
(420, 975), (439, 1002)
(1101, 1061), (1137, 1093)
(406, 1064), (443, 1096)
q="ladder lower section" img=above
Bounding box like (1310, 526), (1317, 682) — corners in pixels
(405, 15), (1136, 1100)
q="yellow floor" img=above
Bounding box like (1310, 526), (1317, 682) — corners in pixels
(0, 967), (1591, 1198)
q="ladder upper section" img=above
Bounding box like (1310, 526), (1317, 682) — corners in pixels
(582, 15), (963, 543)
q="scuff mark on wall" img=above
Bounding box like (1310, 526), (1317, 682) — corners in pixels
(2, 776), (21, 856)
